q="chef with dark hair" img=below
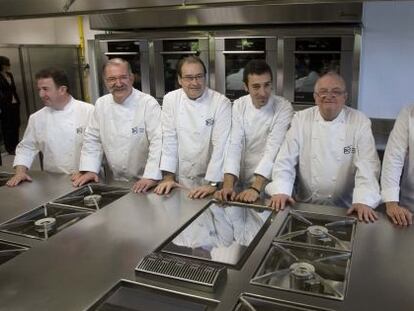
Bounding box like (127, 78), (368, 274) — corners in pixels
(154, 55), (231, 199)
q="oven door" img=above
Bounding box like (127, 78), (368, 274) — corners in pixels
(283, 36), (354, 109)
(153, 38), (209, 101)
(96, 39), (151, 96)
(215, 37), (277, 101)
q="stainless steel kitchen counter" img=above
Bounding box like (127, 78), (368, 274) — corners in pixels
(0, 172), (413, 311)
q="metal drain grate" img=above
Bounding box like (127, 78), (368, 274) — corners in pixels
(136, 252), (226, 290)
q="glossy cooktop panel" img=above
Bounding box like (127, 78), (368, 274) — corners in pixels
(161, 201), (273, 268)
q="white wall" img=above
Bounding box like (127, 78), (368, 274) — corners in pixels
(359, 1), (414, 119)
(0, 16), (102, 52)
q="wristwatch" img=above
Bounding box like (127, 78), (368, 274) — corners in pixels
(209, 181), (218, 187)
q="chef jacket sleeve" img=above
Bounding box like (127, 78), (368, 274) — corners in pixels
(78, 104), (104, 174)
(13, 115), (39, 169)
(205, 96), (232, 182)
(142, 99), (162, 180)
(265, 112), (300, 196)
(255, 99), (294, 179)
(159, 93), (178, 174)
(223, 99), (244, 178)
(380, 105), (410, 203)
(352, 117), (381, 207)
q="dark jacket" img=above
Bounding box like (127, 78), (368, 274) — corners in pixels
(0, 72), (20, 111)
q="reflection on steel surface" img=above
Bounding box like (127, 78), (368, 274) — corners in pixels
(161, 201), (272, 267)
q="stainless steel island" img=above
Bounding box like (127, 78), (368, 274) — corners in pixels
(0, 172), (412, 311)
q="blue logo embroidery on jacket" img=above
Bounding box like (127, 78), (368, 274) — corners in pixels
(132, 126), (145, 134)
(205, 118), (214, 126)
(343, 145), (356, 154)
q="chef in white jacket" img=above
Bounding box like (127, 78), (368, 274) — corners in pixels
(72, 58), (162, 193)
(154, 56), (231, 199)
(7, 67), (93, 187)
(266, 72), (381, 223)
(215, 60), (293, 203)
(381, 105), (414, 226)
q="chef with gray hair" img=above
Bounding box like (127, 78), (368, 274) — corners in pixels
(266, 72), (381, 223)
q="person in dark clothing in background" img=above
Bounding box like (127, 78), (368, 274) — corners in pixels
(0, 55), (21, 155)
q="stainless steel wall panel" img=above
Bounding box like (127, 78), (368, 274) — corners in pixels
(21, 45), (83, 114)
(90, 3), (362, 30)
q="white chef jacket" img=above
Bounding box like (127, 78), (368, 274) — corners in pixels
(224, 94), (293, 188)
(13, 97), (93, 174)
(160, 88), (232, 188)
(79, 88), (162, 181)
(265, 106), (381, 208)
(381, 104), (414, 210)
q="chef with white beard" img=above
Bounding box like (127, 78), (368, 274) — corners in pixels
(266, 72), (381, 223)
(214, 59), (293, 203)
(154, 56), (231, 199)
(72, 58), (162, 193)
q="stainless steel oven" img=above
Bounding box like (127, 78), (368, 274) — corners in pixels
(282, 36), (355, 108)
(153, 37), (209, 100)
(95, 38), (151, 96)
(215, 37), (277, 101)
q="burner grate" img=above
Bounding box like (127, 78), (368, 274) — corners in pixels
(136, 252), (226, 291)
(52, 184), (129, 210)
(0, 240), (29, 265)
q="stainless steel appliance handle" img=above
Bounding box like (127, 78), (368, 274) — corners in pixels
(222, 51), (265, 54)
(159, 51), (199, 55)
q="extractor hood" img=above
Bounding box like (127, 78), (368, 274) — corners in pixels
(0, 1), (392, 22)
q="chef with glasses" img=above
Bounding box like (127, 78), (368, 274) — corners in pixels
(266, 72), (381, 223)
(154, 55), (231, 199)
(72, 58), (162, 193)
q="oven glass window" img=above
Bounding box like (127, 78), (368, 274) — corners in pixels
(163, 40), (200, 94)
(294, 38), (342, 104)
(225, 53), (266, 100)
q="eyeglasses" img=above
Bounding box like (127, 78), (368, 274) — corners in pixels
(105, 75), (130, 84)
(181, 74), (205, 82)
(314, 90), (346, 98)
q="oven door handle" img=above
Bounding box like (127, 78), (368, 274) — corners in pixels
(222, 51), (265, 54)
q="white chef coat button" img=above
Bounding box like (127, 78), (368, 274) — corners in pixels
(332, 177), (336, 182)
(328, 194), (332, 198)
(336, 156), (341, 161)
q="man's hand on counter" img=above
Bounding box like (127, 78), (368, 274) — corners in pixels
(72, 172), (99, 187)
(6, 166), (32, 187)
(385, 202), (413, 226)
(188, 185), (217, 199)
(132, 178), (158, 193)
(347, 203), (378, 223)
(214, 187), (237, 202)
(268, 194), (295, 211)
(236, 188), (260, 203)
